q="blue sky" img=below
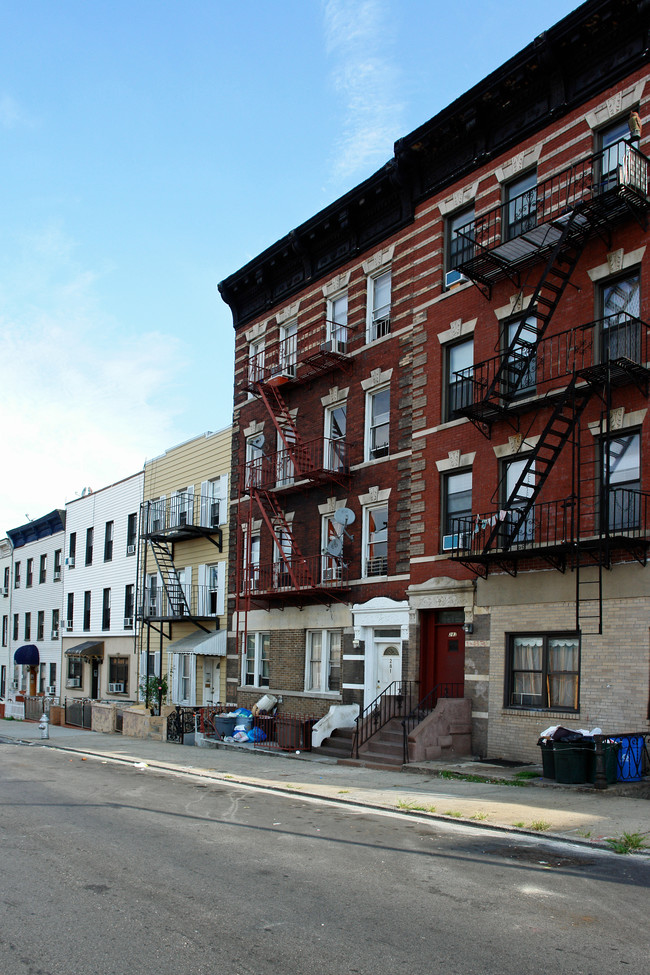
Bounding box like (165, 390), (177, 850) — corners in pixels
(0, 0), (581, 532)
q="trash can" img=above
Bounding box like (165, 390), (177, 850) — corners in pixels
(589, 741), (620, 785)
(553, 740), (587, 784)
(538, 738), (555, 779)
(614, 736), (643, 782)
(213, 715), (237, 737)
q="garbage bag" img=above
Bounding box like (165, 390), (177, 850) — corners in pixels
(247, 726), (266, 743)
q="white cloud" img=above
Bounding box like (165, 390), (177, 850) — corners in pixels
(0, 225), (186, 533)
(322, 0), (403, 185)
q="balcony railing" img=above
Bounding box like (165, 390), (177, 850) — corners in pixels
(243, 320), (357, 392)
(244, 437), (350, 491)
(452, 314), (649, 415)
(240, 554), (349, 598)
(448, 489), (649, 560)
(138, 584), (223, 620)
(141, 495), (223, 538)
(452, 141), (648, 277)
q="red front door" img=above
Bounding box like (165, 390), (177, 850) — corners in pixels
(419, 611), (465, 699)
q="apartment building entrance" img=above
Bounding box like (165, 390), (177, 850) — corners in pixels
(420, 610), (465, 698)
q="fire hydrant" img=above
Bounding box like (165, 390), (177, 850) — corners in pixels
(38, 713), (49, 739)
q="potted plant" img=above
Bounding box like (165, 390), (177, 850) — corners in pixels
(139, 674), (168, 715)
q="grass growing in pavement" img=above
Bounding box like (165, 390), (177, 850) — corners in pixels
(512, 821), (525, 828)
(529, 820), (551, 831)
(605, 832), (649, 854)
(514, 769), (540, 780)
(397, 799), (437, 813)
(444, 810), (463, 818)
(437, 769), (527, 787)
(470, 812), (489, 821)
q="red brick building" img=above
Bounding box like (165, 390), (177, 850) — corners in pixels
(219, 0), (649, 762)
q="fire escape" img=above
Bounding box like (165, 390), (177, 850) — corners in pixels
(235, 317), (357, 654)
(447, 140), (650, 634)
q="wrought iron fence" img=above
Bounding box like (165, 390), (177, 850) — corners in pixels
(353, 680), (419, 758)
(166, 706), (208, 744)
(65, 698), (93, 729)
(24, 696), (59, 721)
(592, 732), (649, 789)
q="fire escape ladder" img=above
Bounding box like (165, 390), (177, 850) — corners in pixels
(256, 383), (310, 477)
(482, 378), (593, 557)
(148, 537), (208, 627)
(573, 404), (608, 637)
(252, 486), (315, 590)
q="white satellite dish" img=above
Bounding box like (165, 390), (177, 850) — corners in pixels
(249, 434), (265, 450)
(326, 536), (343, 557)
(334, 507), (355, 526)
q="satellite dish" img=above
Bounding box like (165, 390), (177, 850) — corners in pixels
(249, 434), (265, 450)
(326, 537), (343, 557)
(334, 507), (356, 526)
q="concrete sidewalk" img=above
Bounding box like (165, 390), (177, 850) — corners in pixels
(1, 717), (649, 855)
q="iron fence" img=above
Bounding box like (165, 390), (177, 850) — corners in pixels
(592, 732), (649, 789)
(24, 696), (59, 721)
(65, 698), (93, 729)
(353, 680), (420, 758)
(201, 707), (318, 751)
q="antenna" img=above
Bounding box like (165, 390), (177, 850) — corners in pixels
(334, 507), (355, 526)
(326, 536), (343, 558)
(249, 434), (265, 450)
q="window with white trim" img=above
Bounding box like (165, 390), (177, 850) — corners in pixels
(248, 338), (265, 391)
(279, 320), (298, 378)
(324, 402), (347, 471)
(243, 531), (260, 592)
(366, 386), (390, 461)
(305, 630), (342, 692)
(367, 269), (391, 342)
(442, 470), (472, 545)
(273, 528), (292, 588)
(326, 292), (349, 350)
(243, 632), (270, 687)
(363, 503), (388, 577)
(504, 169), (537, 240)
(321, 514), (344, 582)
(445, 339), (473, 421)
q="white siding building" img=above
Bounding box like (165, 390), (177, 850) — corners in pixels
(1, 537), (14, 701)
(62, 472), (143, 701)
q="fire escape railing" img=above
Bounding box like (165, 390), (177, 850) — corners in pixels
(141, 495), (223, 545)
(243, 319), (357, 393)
(243, 438), (350, 491)
(240, 554), (349, 598)
(137, 584), (224, 620)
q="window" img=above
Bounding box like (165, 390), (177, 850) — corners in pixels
(325, 403), (347, 471)
(13, 614), (19, 640)
(279, 320), (298, 378)
(147, 497), (165, 533)
(305, 630), (342, 693)
(37, 611), (44, 642)
(171, 488), (194, 527)
(245, 435), (264, 489)
(146, 574), (160, 615)
(102, 588), (111, 630)
(443, 470), (472, 545)
(596, 117), (630, 193)
(24, 612), (31, 640)
(505, 316), (537, 395)
(14, 561), (20, 589)
(39, 663), (46, 694)
(366, 387), (390, 460)
(127, 512), (138, 552)
(364, 504), (388, 577)
(446, 206), (475, 282)
(3, 565), (8, 590)
(68, 532), (76, 566)
(54, 548), (62, 578)
(104, 521), (114, 561)
(446, 339), (473, 420)
(244, 632), (270, 687)
(603, 432), (640, 532)
(200, 477), (226, 529)
(66, 593), (74, 629)
(49, 662), (56, 688)
(51, 609), (59, 640)
(109, 657), (128, 693)
(507, 633), (579, 710)
(503, 457), (536, 544)
(0, 666), (5, 698)
(124, 585), (134, 628)
(243, 532), (260, 591)
(85, 527), (93, 566)
(367, 269), (391, 341)
(83, 591), (91, 631)
(2, 615), (7, 647)
(26, 559), (33, 588)
(600, 271), (641, 363)
(248, 338), (265, 388)
(326, 292), (349, 350)
(504, 170), (537, 240)
(276, 427), (295, 487)
(273, 529), (292, 588)
(321, 514), (344, 582)
(207, 564), (223, 615)
(177, 653), (192, 703)
(67, 656), (82, 686)
(39, 554), (47, 584)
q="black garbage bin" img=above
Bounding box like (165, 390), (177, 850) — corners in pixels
(554, 740), (587, 784)
(538, 738), (555, 779)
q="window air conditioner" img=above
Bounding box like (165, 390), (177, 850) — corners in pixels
(46, 686), (56, 695)
(108, 682), (125, 694)
(53, 570), (61, 582)
(11, 679), (18, 689)
(64, 556), (75, 567)
(445, 269), (468, 289)
(442, 532), (470, 552)
(51, 629), (59, 640)
(65, 620), (73, 631)
(127, 544), (136, 555)
(67, 678), (81, 688)
(123, 617), (133, 628)
(320, 338), (348, 355)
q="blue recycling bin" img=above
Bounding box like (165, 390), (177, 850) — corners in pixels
(614, 736), (643, 782)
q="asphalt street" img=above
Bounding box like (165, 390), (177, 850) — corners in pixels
(1, 742), (648, 975)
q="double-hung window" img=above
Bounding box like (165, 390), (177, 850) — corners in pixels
(244, 632), (270, 687)
(127, 513), (138, 553)
(104, 521), (114, 561)
(243, 532), (260, 592)
(273, 530), (292, 588)
(54, 549), (62, 579)
(68, 532), (76, 567)
(602, 432), (640, 532)
(83, 591), (91, 631)
(600, 271), (641, 363)
(305, 630), (342, 693)
(325, 403), (347, 471)
(326, 292), (348, 351)
(102, 588), (111, 630)
(504, 170), (537, 240)
(24, 612), (31, 640)
(507, 633), (579, 710)
(51, 609), (59, 640)
(503, 457), (536, 545)
(596, 117), (630, 193)
(446, 207), (474, 286)
(2, 615), (7, 647)
(321, 514), (344, 582)
(37, 611), (44, 642)
(13, 614), (19, 640)
(109, 657), (128, 694)
(279, 321), (298, 378)
(39, 554), (47, 584)
(66, 593), (74, 630)
(443, 471), (472, 549)
(505, 316), (537, 396)
(26, 559), (33, 588)
(366, 387), (390, 460)
(124, 585), (134, 628)
(367, 270), (391, 342)
(248, 338), (265, 389)
(67, 656), (82, 686)
(245, 436), (264, 489)
(85, 527), (93, 566)
(446, 339), (473, 420)
(14, 562), (20, 589)
(364, 504), (388, 577)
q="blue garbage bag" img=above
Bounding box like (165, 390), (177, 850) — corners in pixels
(247, 726), (266, 743)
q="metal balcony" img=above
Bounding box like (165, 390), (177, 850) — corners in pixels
(241, 321), (356, 394)
(141, 496), (223, 548)
(243, 437), (350, 493)
(137, 584), (223, 621)
(240, 554), (350, 604)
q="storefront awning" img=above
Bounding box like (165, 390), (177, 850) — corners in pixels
(14, 644), (39, 665)
(167, 629), (226, 657)
(64, 641), (104, 659)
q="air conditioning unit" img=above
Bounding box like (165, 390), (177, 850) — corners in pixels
(127, 544), (136, 555)
(2, 586), (8, 596)
(108, 682), (124, 694)
(64, 556), (75, 567)
(320, 338), (348, 355)
(46, 686), (56, 695)
(445, 269), (468, 289)
(442, 532), (470, 552)
(51, 628), (59, 640)
(67, 677), (81, 688)
(11, 679), (18, 689)
(65, 620), (73, 631)
(53, 570), (61, 581)
(123, 617), (133, 628)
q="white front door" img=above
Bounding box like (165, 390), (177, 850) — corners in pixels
(203, 658), (216, 706)
(373, 632), (402, 697)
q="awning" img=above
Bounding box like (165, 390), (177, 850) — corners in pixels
(167, 629), (226, 657)
(14, 644), (39, 666)
(64, 641), (104, 659)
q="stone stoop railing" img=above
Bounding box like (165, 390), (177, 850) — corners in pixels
(405, 698), (472, 764)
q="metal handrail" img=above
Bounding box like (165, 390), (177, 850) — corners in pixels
(240, 553), (349, 597)
(243, 437), (350, 491)
(243, 319), (357, 391)
(401, 683), (464, 763)
(353, 680), (419, 758)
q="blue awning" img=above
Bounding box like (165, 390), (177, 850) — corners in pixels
(14, 644), (40, 665)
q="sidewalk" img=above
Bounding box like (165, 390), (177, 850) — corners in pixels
(2, 717), (649, 855)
